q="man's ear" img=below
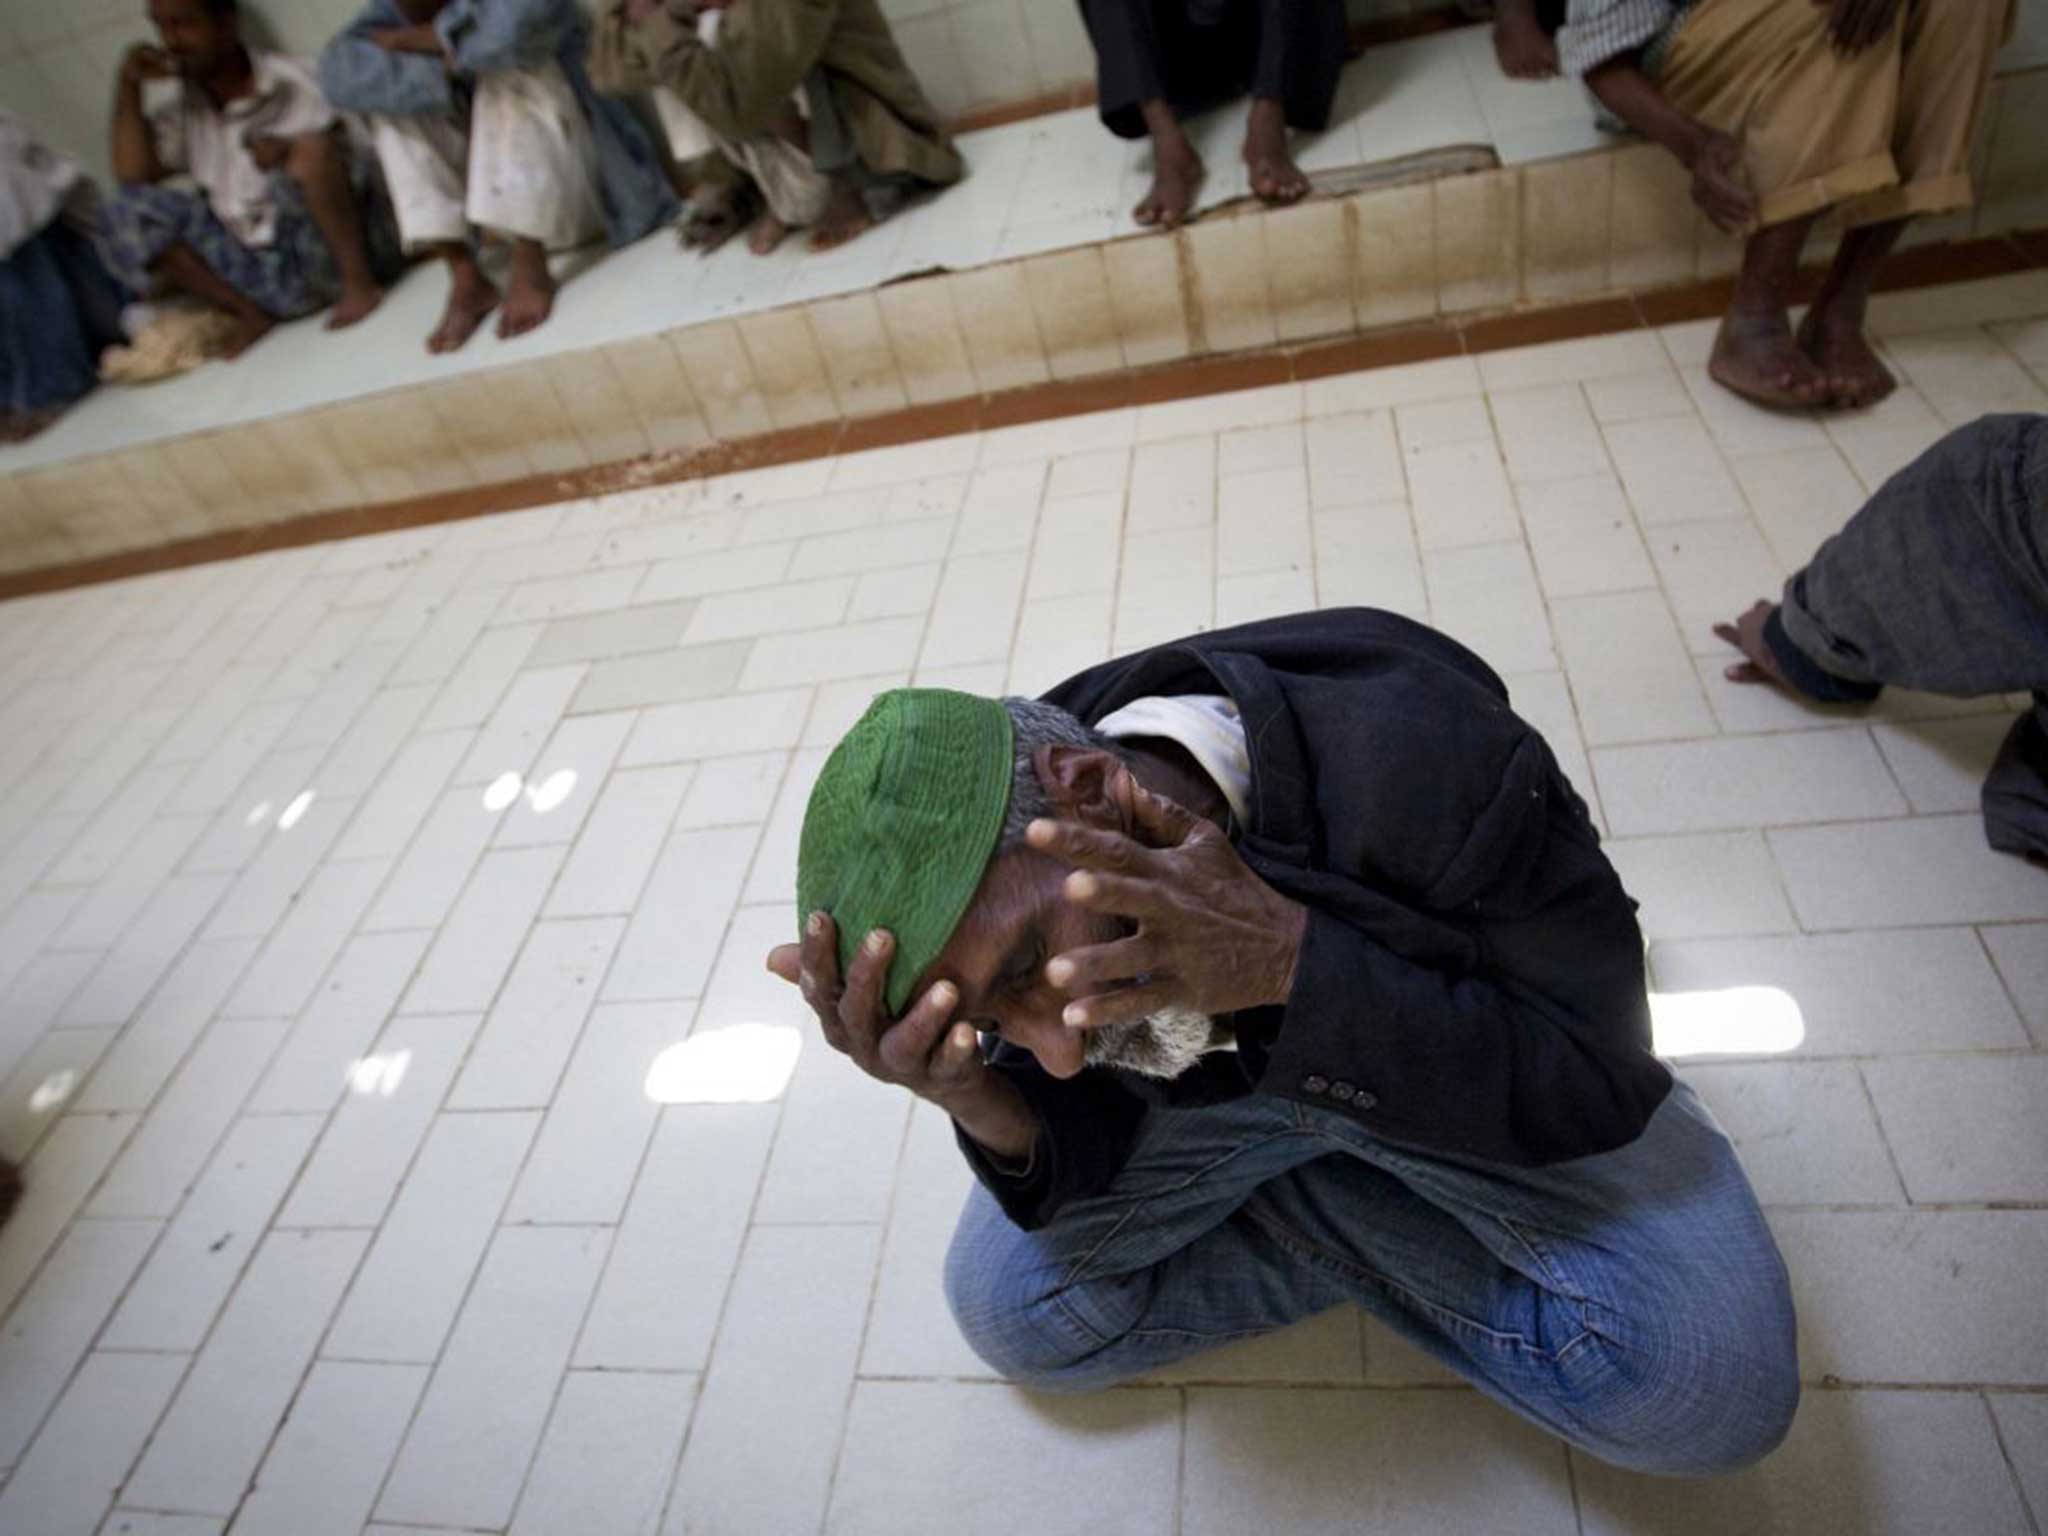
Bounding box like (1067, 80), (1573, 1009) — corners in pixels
(1032, 745), (1134, 830)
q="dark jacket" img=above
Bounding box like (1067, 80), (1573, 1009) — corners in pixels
(962, 608), (1672, 1230)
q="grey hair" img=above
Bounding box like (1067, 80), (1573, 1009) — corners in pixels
(998, 696), (1122, 850)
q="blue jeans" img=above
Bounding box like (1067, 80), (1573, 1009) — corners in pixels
(945, 1078), (1797, 1476)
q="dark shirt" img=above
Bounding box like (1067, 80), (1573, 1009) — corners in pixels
(957, 608), (1673, 1230)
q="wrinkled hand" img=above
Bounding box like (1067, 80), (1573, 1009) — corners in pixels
(1026, 773), (1307, 1033)
(122, 44), (174, 85)
(1687, 128), (1755, 234)
(1816, 0), (1903, 55)
(1712, 598), (1793, 687)
(766, 913), (990, 1109)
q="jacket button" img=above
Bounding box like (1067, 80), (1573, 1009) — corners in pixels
(1328, 1081), (1357, 1102)
(1353, 1090), (1378, 1110)
(1302, 1074), (1329, 1095)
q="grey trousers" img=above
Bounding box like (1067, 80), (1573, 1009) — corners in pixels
(1765, 412), (2048, 858)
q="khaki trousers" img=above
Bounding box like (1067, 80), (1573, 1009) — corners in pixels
(1661, 0), (2013, 230)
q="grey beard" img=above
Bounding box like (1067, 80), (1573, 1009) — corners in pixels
(1083, 1004), (1219, 1080)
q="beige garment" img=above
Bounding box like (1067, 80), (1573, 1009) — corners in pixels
(150, 49), (336, 248)
(1659, 0), (2013, 231)
(369, 59), (606, 251)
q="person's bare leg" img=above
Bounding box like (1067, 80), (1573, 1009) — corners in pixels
(1243, 95), (1308, 206)
(1133, 98), (1204, 229)
(1798, 218), (1906, 409)
(1709, 214), (1829, 409)
(497, 237), (556, 339)
(152, 239), (275, 358)
(810, 175), (873, 252)
(424, 241), (499, 353)
(285, 131), (383, 329)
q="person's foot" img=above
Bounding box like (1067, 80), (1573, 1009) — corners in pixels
(1712, 598), (1794, 688)
(746, 209), (790, 256)
(220, 307), (275, 361)
(1244, 97), (1309, 207)
(427, 270), (500, 354)
(1708, 305), (1828, 410)
(1796, 307), (1896, 410)
(498, 243), (556, 340)
(810, 177), (874, 252)
(325, 282), (384, 331)
(1134, 132), (1204, 229)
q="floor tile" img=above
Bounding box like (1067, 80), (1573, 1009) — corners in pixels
(73, 939), (259, 1114)
(1981, 923), (2048, 1044)
(1649, 928), (2027, 1055)
(1772, 1210), (2048, 1383)
(448, 916), (624, 1110)
(0, 1351), (187, 1536)
(1862, 1055), (2048, 1204)
(665, 1225), (879, 1536)
(1593, 729), (1907, 836)
(859, 1102), (994, 1380)
(124, 1228), (370, 1516)
(376, 1226), (611, 1531)
(545, 764), (694, 916)
(1181, 1386), (1577, 1536)
(1574, 1389), (2031, 1536)
(1988, 1394), (2048, 1528)
(1681, 1061), (1902, 1204)
(503, 1002), (675, 1224)
(323, 1110), (538, 1364)
(1769, 815), (2048, 928)
(1606, 831), (1796, 940)
(230, 1360), (428, 1536)
(1552, 590), (1716, 746)
(1871, 713), (2018, 815)
(403, 845), (567, 1013)
(574, 1104), (777, 1374)
(828, 1381), (1181, 1536)
(1517, 474), (1656, 599)
(510, 1370), (696, 1536)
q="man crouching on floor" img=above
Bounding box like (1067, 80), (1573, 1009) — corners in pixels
(767, 608), (1800, 1476)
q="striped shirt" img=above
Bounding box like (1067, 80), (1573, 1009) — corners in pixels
(1556, 0), (1701, 78)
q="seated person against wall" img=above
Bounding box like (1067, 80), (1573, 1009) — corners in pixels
(588, 0), (963, 254)
(1, 112), (132, 440)
(1079, 0), (1348, 230)
(1718, 413), (2048, 865)
(320, 0), (676, 351)
(1560, 0), (2011, 410)
(106, 0), (393, 360)
(766, 614), (1800, 1477)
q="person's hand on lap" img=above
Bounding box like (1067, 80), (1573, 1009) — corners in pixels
(1685, 128), (1755, 234)
(1025, 774), (1307, 1031)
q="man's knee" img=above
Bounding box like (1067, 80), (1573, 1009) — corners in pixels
(1570, 1313), (1801, 1477)
(283, 128), (348, 186)
(941, 1199), (1114, 1393)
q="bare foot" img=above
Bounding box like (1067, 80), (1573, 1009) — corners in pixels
(746, 209), (790, 256)
(1712, 599), (1793, 688)
(1492, 8), (1560, 78)
(1134, 133), (1204, 230)
(325, 282), (384, 331)
(427, 271), (500, 354)
(1797, 309), (1896, 410)
(220, 308), (275, 360)
(498, 243), (556, 340)
(1708, 306), (1828, 410)
(810, 178), (873, 252)
(1244, 97), (1308, 206)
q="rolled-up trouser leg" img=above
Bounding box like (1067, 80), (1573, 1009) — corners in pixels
(369, 110), (471, 252)
(467, 60), (607, 250)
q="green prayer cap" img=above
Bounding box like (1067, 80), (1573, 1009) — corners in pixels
(797, 689), (1015, 1016)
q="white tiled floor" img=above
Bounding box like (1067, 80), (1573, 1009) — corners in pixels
(0, 273), (2045, 1536)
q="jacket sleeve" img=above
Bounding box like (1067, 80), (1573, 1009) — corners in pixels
(587, 0), (836, 139)
(319, 10), (457, 116)
(951, 1044), (1148, 1231)
(436, 0), (576, 77)
(1256, 733), (1670, 1166)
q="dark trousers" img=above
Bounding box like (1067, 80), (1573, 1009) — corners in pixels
(1766, 413), (2048, 858)
(1077, 0), (1348, 140)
